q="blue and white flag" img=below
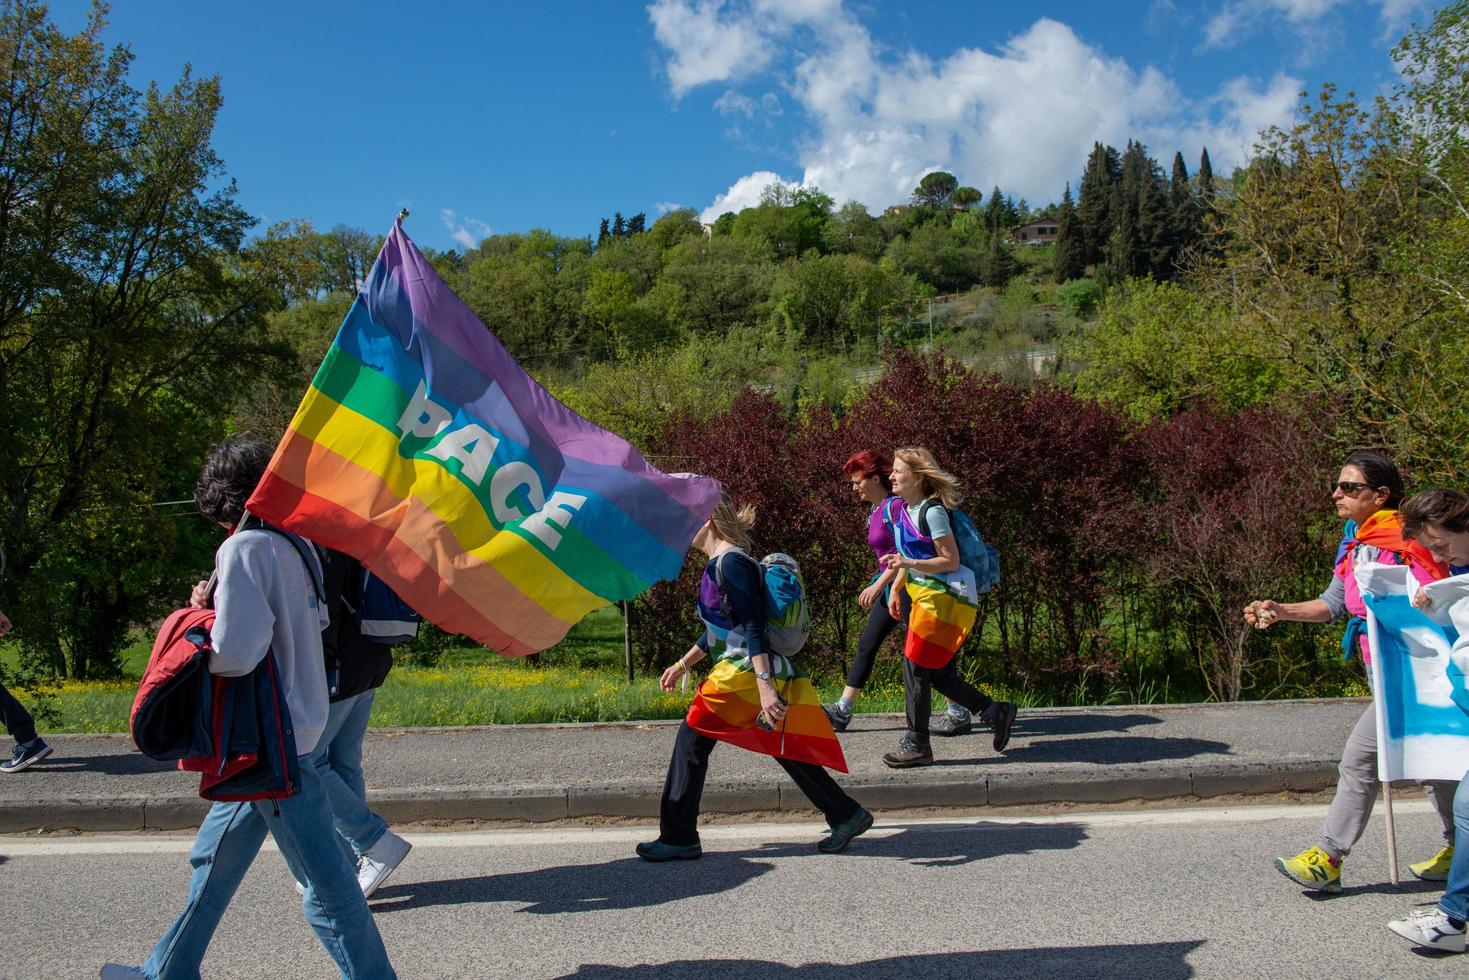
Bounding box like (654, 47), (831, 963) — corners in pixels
(1356, 562), (1469, 782)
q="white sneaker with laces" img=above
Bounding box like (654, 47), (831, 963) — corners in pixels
(357, 831), (412, 898)
(1389, 906), (1467, 953)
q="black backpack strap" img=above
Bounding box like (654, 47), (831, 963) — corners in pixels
(240, 517), (326, 606)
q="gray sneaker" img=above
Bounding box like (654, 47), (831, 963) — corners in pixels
(822, 701), (852, 732)
(929, 712), (972, 737)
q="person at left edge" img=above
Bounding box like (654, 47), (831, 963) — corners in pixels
(0, 545), (52, 773)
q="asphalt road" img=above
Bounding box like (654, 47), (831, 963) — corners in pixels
(1, 801), (1461, 979)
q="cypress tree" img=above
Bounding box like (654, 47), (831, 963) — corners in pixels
(982, 231), (1018, 287)
(1198, 147), (1215, 206)
(1053, 183), (1086, 283)
(1168, 151), (1200, 269)
(1077, 142), (1121, 266)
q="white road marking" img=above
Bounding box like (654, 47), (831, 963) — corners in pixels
(0, 800), (1432, 856)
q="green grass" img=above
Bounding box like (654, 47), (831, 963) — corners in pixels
(3, 603), (1367, 733)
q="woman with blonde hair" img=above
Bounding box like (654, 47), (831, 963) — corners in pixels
(880, 447), (1016, 768)
(637, 493), (872, 861)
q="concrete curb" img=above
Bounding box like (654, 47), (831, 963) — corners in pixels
(0, 760), (1341, 833)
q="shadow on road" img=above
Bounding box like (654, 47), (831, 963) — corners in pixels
(554, 942), (1207, 979)
(39, 754), (176, 776)
(1010, 712), (1165, 737)
(370, 820), (1087, 914)
(929, 735), (1232, 767)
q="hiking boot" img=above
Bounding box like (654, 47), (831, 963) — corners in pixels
(882, 736), (934, 768)
(929, 710), (972, 737)
(1389, 906), (1467, 953)
(822, 701), (852, 733)
(1274, 845), (1342, 892)
(358, 831), (412, 898)
(636, 839), (703, 862)
(1410, 845), (1455, 882)
(819, 808), (874, 854)
(1, 737), (52, 773)
(984, 702), (1017, 752)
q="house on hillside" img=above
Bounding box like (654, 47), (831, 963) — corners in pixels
(1010, 220), (1059, 245)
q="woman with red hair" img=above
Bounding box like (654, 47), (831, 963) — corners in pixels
(822, 450), (971, 735)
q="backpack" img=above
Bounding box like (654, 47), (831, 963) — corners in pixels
(131, 525), (324, 800)
(917, 501), (1001, 595)
(716, 550), (811, 657)
(353, 569), (422, 645)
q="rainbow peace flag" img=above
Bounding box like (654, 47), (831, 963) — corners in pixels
(903, 570), (978, 669)
(246, 221), (721, 656)
(686, 655), (847, 772)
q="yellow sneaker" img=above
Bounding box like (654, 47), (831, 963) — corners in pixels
(1409, 845), (1454, 882)
(1274, 845), (1342, 892)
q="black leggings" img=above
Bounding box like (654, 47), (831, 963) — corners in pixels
(658, 722), (861, 845)
(846, 600), (901, 690)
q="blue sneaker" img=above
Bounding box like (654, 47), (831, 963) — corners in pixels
(1, 738), (52, 773)
(636, 839), (702, 862)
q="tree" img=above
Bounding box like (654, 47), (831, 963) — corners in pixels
(0, 3), (290, 677)
(1167, 151), (1199, 270)
(1052, 183), (1087, 282)
(983, 185), (1018, 233)
(822, 201), (885, 260)
(597, 217), (610, 245)
(951, 186), (982, 209)
(1197, 147), (1215, 206)
(627, 212), (646, 235)
(911, 170), (959, 209)
(1078, 142), (1121, 266)
(981, 233), (1018, 288)
(611, 212), (626, 237)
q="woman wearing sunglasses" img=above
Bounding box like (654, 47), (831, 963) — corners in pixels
(1247, 450), (1458, 893)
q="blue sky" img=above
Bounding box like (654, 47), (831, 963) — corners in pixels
(52, 0), (1443, 252)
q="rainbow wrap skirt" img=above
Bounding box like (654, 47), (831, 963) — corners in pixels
(902, 568), (979, 670)
(686, 654), (847, 772)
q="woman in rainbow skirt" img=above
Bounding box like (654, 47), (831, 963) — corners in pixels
(636, 493), (873, 862)
(880, 447), (1017, 769)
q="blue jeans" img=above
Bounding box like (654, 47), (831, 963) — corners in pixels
(314, 690), (389, 860)
(142, 761), (395, 980)
(1441, 771), (1469, 921)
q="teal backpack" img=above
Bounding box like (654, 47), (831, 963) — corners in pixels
(716, 550), (811, 656)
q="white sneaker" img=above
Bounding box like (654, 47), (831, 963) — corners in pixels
(357, 831), (411, 898)
(1389, 906), (1467, 953)
(293, 879), (306, 897)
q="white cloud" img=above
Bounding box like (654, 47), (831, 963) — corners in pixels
(648, 0), (773, 97)
(653, 5), (1303, 219)
(440, 208), (492, 250)
(699, 170), (793, 223)
(654, 201), (685, 214)
(714, 91), (758, 117)
(1203, 0), (1431, 48)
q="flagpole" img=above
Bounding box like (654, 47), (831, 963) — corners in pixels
(1384, 782), (1400, 886)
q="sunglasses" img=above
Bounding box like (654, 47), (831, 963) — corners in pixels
(1330, 481), (1380, 495)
